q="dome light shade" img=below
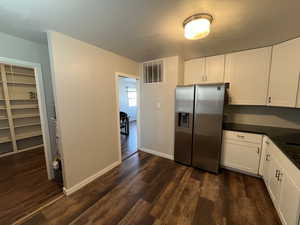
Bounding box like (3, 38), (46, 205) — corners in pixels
(183, 14), (213, 40)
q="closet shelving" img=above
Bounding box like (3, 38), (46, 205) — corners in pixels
(12, 113), (40, 119)
(0, 63), (44, 157)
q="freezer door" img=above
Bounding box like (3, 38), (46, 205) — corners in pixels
(174, 85), (195, 165)
(192, 84), (225, 173)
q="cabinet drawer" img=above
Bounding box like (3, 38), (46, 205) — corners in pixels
(223, 130), (263, 144)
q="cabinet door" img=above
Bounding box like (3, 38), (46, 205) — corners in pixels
(184, 58), (205, 85)
(268, 38), (300, 107)
(268, 156), (282, 205)
(279, 172), (300, 225)
(221, 140), (261, 174)
(260, 137), (271, 181)
(224, 47), (271, 105)
(205, 55), (225, 83)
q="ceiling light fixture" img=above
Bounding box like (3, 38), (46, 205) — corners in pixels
(183, 13), (213, 40)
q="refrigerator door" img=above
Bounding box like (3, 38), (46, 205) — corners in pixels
(174, 85), (195, 165)
(192, 84), (225, 173)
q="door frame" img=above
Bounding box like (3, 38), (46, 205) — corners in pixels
(114, 72), (140, 162)
(0, 57), (53, 179)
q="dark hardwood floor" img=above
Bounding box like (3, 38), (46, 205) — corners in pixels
(0, 148), (62, 225)
(121, 121), (137, 160)
(21, 151), (281, 225)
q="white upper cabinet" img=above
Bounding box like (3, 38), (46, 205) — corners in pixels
(268, 37), (300, 107)
(225, 47), (272, 105)
(184, 58), (205, 85)
(184, 55), (224, 85)
(205, 55), (225, 83)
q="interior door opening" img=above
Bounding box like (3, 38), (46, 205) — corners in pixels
(0, 61), (62, 225)
(118, 75), (139, 160)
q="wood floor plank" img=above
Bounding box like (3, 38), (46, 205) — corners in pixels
(167, 169), (202, 225)
(68, 155), (162, 224)
(150, 165), (188, 219)
(118, 199), (154, 225)
(38, 152), (155, 225)
(0, 148), (62, 225)
(151, 167), (193, 222)
(121, 121), (137, 160)
(20, 152), (282, 225)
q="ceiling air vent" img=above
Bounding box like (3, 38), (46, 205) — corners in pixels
(143, 60), (164, 83)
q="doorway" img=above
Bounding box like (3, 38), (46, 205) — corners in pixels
(0, 60), (62, 224)
(117, 75), (139, 160)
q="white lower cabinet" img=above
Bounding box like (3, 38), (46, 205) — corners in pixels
(222, 131), (300, 225)
(268, 156), (283, 204)
(279, 172), (300, 225)
(260, 136), (300, 225)
(221, 131), (262, 174)
(259, 136), (271, 186)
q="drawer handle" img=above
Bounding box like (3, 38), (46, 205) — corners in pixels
(257, 147), (260, 154)
(237, 135), (245, 138)
(266, 154), (270, 161)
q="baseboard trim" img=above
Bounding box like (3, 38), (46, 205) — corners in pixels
(63, 160), (121, 196)
(139, 147), (174, 160)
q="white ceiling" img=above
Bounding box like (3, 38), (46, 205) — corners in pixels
(1, 0), (300, 62)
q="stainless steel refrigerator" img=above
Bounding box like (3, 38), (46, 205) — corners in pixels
(174, 83), (226, 173)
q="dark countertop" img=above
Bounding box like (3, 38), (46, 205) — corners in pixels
(223, 123), (300, 170)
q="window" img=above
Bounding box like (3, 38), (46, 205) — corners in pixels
(127, 87), (137, 107)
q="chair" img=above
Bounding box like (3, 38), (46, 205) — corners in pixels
(120, 111), (129, 136)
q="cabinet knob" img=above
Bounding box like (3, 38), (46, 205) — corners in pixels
(266, 154), (270, 161)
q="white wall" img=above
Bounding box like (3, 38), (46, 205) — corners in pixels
(47, 31), (139, 190)
(139, 56), (183, 159)
(118, 78), (137, 121)
(224, 105), (300, 129)
(0, 32), (56, 157)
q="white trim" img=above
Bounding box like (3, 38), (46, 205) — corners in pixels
(0, 57), (53, 179)
(63, 160), (121, 196)
(139, 147), (174, 160)
(115, 72), (139, 80)
(114, 72), (140, 162)
(0, 145), (43, 158)
(47, 32), (67, 186)
(12, 194), (64, 225)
